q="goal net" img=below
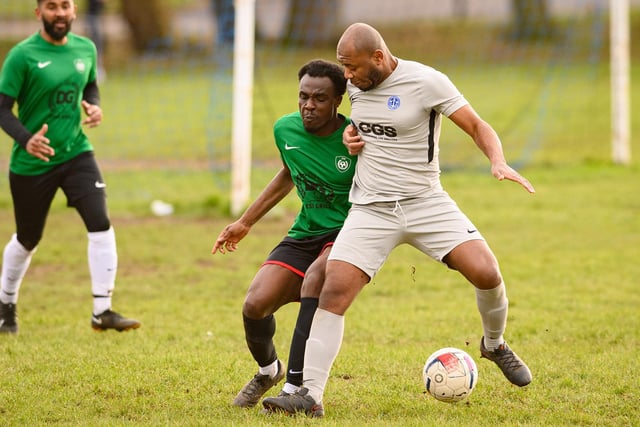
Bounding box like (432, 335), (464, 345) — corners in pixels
(0, 0), (633, 214)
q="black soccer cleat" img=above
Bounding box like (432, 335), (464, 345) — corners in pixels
(0, 301), (18, 334)
(91, 309), (141, 332)
(262, 387), (324, 418)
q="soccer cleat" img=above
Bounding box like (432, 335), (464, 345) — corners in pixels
(262, 387), (324, 418)
(91, 310), (141, 332)
(233, 360), (285, 408)
(480, 337), (532, 387)
(273, 389), (293, 398)
(0, 301), (18, 334)
(260, 389), (292, 414)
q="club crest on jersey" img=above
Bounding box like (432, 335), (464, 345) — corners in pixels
(74, 59), (86, 73)
(387, 95), (400, 110)
(335, 156), (352, 172)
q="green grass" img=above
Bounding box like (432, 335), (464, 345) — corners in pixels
(1, 12), (639, 427)
(0, 163), (639, 426)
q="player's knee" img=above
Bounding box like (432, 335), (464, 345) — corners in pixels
(242, 290), (284, 319)
(76, 194), (111, 232)
(301, 269), (324, 298)
(16, 233), (41, 251)
(242, 298), (268, 319)
(473, 266), (502, 289)
(319, 269), (367, 314)
(85, 216), (111, 233)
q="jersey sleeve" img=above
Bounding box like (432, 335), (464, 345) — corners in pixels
(87, 40), (98, 83)
(0, 46), (26, 99)
(421, 69), (468, 117)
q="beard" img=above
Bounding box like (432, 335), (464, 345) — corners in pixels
(356, 68), (385, 92)
(42, 17), (72, 41)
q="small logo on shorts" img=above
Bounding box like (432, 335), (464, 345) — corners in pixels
(95, 181), (107, 188)
(467, 229), (477, 234)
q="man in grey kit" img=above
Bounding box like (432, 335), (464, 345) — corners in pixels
(263, 22), (534, 417)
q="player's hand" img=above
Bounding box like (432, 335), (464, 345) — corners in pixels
(81, 100), (102, 127)
(343, 124), (364, 155)
(491, 162), (535, 194)
(211, 222), (250, 254)
(26, 124), (55, 162)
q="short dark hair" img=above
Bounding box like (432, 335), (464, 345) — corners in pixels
(36, 0), (72, 4)
(298, 60), (347, 96)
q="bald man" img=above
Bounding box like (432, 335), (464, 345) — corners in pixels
(263, 22), (534, 417)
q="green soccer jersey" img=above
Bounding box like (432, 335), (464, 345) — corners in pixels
(274, 112), (356, 239)
(0, 32), (97, 175)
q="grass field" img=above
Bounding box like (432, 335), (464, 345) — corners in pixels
(1, 9), (639, 427)
(0, 163), (638, 426)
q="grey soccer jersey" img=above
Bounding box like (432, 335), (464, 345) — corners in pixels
(347, 58), (468, 204)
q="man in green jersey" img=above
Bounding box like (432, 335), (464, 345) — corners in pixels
(0, 0), (140, 333)
(212, 59), (355, 410)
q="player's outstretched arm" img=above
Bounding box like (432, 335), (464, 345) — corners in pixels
(212, 221), (251, 254)
(491, 162), (535, 194)
(211, 166), (295, 254)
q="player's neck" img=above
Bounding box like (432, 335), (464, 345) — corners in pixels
(39, 30), (68, 46)
(328, 115), (345, 135)
(314, 115), (344, 137)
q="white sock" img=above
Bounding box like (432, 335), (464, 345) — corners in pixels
(259, 359), (279, 378)
(475, 282), (508, 351)
(0, 234), (35, 304)
(88, 227), (117, 315)
(303, 308), (345, 404)
(282, 382), (300, 394)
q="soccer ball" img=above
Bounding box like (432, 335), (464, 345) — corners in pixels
(423, 347), (478, 403)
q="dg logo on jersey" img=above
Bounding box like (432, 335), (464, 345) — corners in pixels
(335, 156), (352, 173)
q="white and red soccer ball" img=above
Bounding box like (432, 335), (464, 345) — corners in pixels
(423, 347), (478, 403)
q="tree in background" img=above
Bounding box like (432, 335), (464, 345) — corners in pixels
(120, 0), (172, 53)
(511, 0), (553, 40)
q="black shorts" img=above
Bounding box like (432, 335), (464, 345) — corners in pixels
(263, 230), (340, 278)
(9, 151), (109, 247)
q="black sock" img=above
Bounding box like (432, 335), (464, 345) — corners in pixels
(286, 297), (319, 386)
(243, 313), (277, 367)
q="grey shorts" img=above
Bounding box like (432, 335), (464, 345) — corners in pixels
(328, 191), (484, 278)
